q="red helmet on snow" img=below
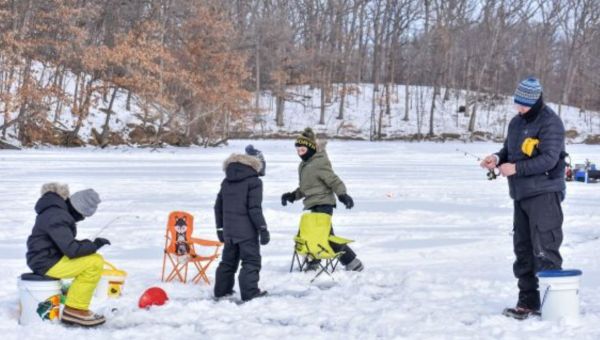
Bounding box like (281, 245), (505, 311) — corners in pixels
(138, 287), (169, 309)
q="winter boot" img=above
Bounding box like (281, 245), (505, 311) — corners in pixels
(502, 306), (541, 320)
(304, 259), (321, 272)
(242, 290), (268, 302)
(213, 290), (237, 301)
(61, 306), (105, 327)
(345, 258), (364, 272)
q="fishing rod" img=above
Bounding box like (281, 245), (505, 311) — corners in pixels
(456, 148), (500, 180)
(92, 215), (140, 239)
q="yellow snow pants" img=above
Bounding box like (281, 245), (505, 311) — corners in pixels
(46, 253), (104, 310)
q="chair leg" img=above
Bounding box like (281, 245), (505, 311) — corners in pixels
(192, 260), (213, 285)
(166, 268), (182, 282)
(167, 262), (187, 283)
(299, 255), (308, 272)
(191, 262), (201, 284)
(199, 247), (221, 284)
(166, 270), (177, 282)
(290, 252), (304, 273)
(161, 253), (167, 281)
(192, 263), (208, 285)
(290, 252), (306, 273)
(177, 262), (187, 283)
(289, 252), (296, 273)
(200, 271), (211, 284)
(165, 255), (186, 282)
(330, 258), (340, 272)
(298, 254), (309, 272)
(200, 259), (214, 284)
(311, 262), (334, 283)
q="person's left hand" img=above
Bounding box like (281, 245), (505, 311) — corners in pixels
(338, 194), (354, 209)
(93, 237), (111, 249)
(499, 163), (516, 177)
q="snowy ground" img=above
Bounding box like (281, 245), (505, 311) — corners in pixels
(1, 140), (599, 339)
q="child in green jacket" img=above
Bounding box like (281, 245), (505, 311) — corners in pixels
(281, 128), (363, 271)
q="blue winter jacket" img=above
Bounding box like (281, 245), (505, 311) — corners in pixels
(214, 154), (267, 244)
(496, 99), (566, 201)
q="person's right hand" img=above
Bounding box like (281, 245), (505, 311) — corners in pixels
(216, 229), (224, 243)
(281, 192), (296, 206)
(93, 237), (111, 249)
(480, 155), (497, 170)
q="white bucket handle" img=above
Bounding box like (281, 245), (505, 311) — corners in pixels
(540, 285), (551, 310)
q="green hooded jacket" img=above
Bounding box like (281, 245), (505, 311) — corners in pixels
(293, 143), (347, 209)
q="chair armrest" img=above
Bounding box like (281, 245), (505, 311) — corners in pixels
(293, 237), (308, 254)
(191, 238), (223, 247)
(329, 235), (353, 245)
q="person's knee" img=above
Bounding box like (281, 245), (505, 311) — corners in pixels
(86, 253), (104, 277)
(218, 258), (239, 271)
(216, 263), (237, 277)
(90, 253), (104, 267)
(241, 257), (261, 271)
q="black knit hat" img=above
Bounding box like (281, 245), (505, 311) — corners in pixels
(295, 127), (317, 152)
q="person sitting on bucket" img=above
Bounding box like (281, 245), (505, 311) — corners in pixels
(281, 127), (364, 272)
(26, 183), (110, 327)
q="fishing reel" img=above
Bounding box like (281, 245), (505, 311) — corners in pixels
(454, 148), (501, 181)
(487, 168), (500, 181)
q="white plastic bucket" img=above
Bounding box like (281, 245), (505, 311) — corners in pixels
(538, 269), (582, 322)
(18, 275), (62, 325)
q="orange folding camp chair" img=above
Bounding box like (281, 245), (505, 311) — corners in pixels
(161, 211), (223, 284)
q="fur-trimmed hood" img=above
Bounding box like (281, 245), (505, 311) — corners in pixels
(35, 183), (70, 215)
(223, 154), (263, 173)
(223, 154), (263, 182)
(41, 182), (70, 200)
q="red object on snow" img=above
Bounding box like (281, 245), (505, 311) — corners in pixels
(138, 287), (169, 309)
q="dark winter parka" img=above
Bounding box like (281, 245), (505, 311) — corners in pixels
(293, 141), (347, 209)
(496, 99), (566, 201)
(214, 154), (267, 243)
(26, 183), (98, 275)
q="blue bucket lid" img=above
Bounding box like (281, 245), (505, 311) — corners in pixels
(537, 269), (582, 278)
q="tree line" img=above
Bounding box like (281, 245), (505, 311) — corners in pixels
(1, 0), (599, 146)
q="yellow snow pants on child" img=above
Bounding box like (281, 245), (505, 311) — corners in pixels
(46, 253), (104, 310)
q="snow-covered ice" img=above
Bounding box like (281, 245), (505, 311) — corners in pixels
(1, 140), (599, 339)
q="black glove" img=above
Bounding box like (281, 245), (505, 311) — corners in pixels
(93, 237), (111, 249)
(259, 227), (270, 246)
(338, 194), (354, 209)
(281, 192), (296, 206)
(216, 229), (224, 243)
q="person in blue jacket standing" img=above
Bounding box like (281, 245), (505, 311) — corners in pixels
(213, 145), (269, 302)
(481, 77), (567, 320)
